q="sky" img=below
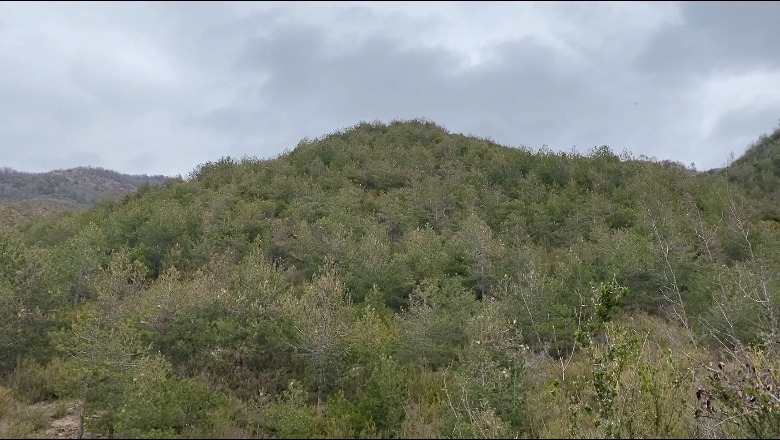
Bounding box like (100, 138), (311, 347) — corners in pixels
(1, 1), (779, 177)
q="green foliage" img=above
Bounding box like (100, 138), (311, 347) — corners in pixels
(394, 277), (478, 370)
(724, 126), (780, 201)
(115, 353), (232, 438)
(351, 355), (408, 435)
(452, 213), (505, 299)
(0, 386), (50, 438)
(6, 356), (73, 404)
(2, 120), (780, 438)
(0, 233), (65, 372)
(554, 286), (697, 439)
(283, 262), (354, 407)
(450, 297), (529, 435)
(263, 379), (319, 438)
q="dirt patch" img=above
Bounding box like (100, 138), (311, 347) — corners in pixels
(42, 401), (80, 439)
(34, 400), (101, 439)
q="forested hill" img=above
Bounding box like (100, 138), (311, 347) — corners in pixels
(0, 166), (168, 227)
(1, 120), (778, 439)
(0, 166), (168, 205)
(720, 126), (780, 217)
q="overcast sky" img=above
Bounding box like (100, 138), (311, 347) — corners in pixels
(1, 1), (779, 177)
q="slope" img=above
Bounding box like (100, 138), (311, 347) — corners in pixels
(0, 119), (777, 439)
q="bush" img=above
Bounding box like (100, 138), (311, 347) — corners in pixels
(6, 356), (74, 404)
(0, 386), (49, 438)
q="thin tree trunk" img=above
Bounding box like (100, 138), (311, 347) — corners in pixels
(77, 369), (91, 439)
(316, 373), (323, 408)
(77, 405), (85, 439)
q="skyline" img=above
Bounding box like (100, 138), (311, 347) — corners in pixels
(1, 1), (778, 177)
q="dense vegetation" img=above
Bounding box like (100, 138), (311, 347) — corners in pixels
(1, 120), (778, 438)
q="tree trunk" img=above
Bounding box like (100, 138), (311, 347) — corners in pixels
(316, 373), (323, 408)
(77, 371), (91, 440)
(77, 406), (85, 440)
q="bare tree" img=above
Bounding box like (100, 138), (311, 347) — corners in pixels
(284, 261), (352, 408)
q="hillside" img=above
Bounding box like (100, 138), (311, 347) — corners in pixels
(0, 166), (168, 227)
(0, 120), (777, 439)
(0, 166), (168, 205)
(720, 126), (780, 221)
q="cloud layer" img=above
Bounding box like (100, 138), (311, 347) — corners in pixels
(1, 1), (778, 176)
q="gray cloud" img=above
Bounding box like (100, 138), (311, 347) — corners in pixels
(701, 106), (780, 163)
(635, 1), (780, 78)
(0, 2), (778, 176)
(198, 15), (692, 165)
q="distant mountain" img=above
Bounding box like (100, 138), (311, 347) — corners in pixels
(0, 166), (168, 227)
(0, 166), (168, 205)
